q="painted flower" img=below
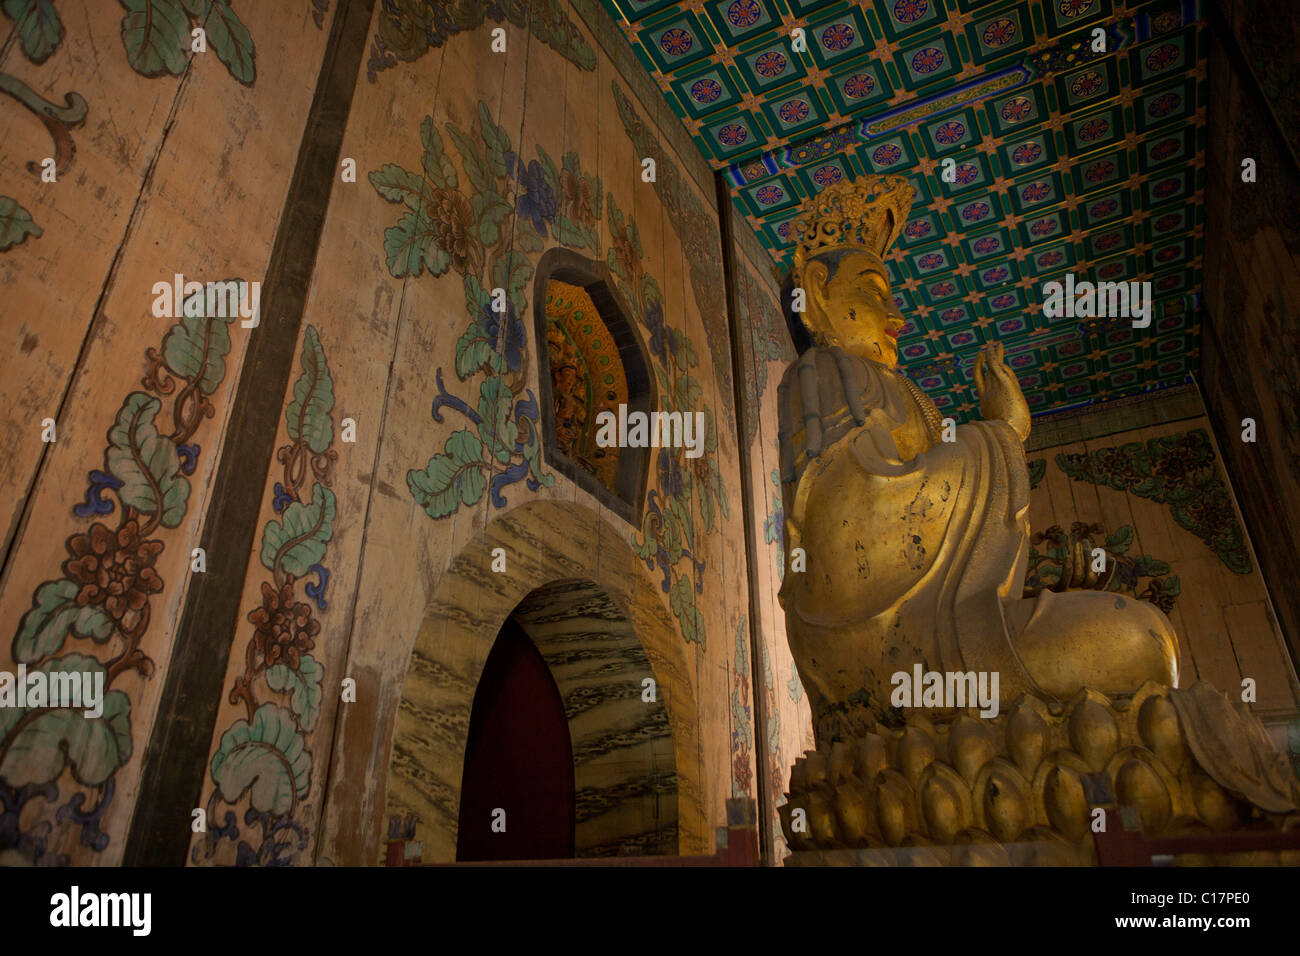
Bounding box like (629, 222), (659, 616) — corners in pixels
(560, 166), (595, 227)
(431, 188), (482, 275)
(62, 520), (164, 622)
(658, 447), (684, 498)
(482, 301), (527, 373)
(517, 159), (558, 237)
(644, 298), (675, 361)
(248, 580), (320, 671)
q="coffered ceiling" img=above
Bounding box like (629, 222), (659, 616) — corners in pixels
(599, 0), (1206, 420)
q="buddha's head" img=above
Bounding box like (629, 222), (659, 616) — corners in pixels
(788, 175), (915, 368)
(795, 248), (906, 368)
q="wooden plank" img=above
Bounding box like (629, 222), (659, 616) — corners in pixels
(1224, 601), (1300, 712)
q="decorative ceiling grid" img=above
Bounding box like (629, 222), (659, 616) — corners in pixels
(599, 0), (1206, 420)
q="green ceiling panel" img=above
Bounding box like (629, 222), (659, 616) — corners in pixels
(601, 0), (1207, 421)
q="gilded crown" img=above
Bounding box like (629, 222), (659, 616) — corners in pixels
(792, 175), (916, 272)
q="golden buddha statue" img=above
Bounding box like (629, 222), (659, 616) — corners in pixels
(774, 176), (1299, 862)
(776, 175), (1178, 743)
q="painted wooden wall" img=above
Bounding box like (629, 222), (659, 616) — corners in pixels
(1026, 411), (1299, 725)
(730, 225), (814, 862)
(0, 3), (330, 865)
(1201, 1), (1300, 667)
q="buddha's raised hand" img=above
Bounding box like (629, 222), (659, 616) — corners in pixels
(973, 341), (1030, 442)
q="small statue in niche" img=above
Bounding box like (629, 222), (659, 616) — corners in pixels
(775, 176), (1178, 743)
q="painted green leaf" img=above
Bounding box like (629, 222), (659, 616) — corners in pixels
(119, 0), (190, 77)
(0, 196), (41, 251)
(265, 653), (323, 733)
(535, 145), (560, 197)
(472, 192), (512, 245)
(455, 327), (495, 379)
(477, 377), (518, 464)
(107, 392), (190, 528)
(516, 227), (544, 254)
(13, 579), (114, 663)
(420, 116), (457, 191)
(4, 0), (63, 62)
(674, 373), (703, 412)
(478, 101), (512, 177)
(1105, 525), (1133, 555)
(161, 302), (236, 395)
(285, 325), (335, 454)
(407, 429), (486, 519)
(210, 702), (311, 815)
(668, 575), (703, 645)
(260, 483), (335, 577)
(369, 163), (431, 210)
(205, 0), (255, 84)
(492, 249), (533, 313)
(0, 655), (132, 787)
(674, 334), (699, 370)
(382, 209), (449, 278)
(445, 122), (490, 194)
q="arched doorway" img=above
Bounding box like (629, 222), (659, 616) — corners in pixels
(382, 499), (707, 862)
(454, 578), (677, 859)
(456, 617), (575, 861)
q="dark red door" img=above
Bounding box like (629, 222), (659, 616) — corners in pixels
(456, 617), (575, 860)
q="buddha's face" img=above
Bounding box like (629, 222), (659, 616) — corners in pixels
(802, 250), (906, 368)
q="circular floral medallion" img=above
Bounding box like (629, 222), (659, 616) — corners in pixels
(1037, 250), (1064, 267)
(821, 23), (855, 51)
(755, 184), (785, 205)
(1070, 70), (1103, 98)
(813, 164), (843, 186)
(1089, 198), (1118, 217)
(1152, 11), (1180, 33)
(1030, 217), (1058, 236)
(1059, 0), (1096, 19)
(872, 143), (903, 166)
(690, 78), (722, 103)
(982, 266), (1009, 282)
(1078, 118), (1109, 142)
(1155, 246), (1180, 262)
(930, 280), (956, 295)
(1094, 232), (1121, 250)
(935, 121), (965, 144)
(1004, 321), (1026, 335)
(905, 220), (933, 239)
(911, 46), (945, 74)
(1000, 97), (1032, 122)
(974, 236), (1001, 254)
(954, 162), (977, 183)
(992, 293), (1017, 308)
(1011, 142), (1042, 165)
(1148, 92), (1181, 117)
(1099, 263), (1123, 279)
(1152, 177), (1180, 198)
(776, 222), (793, 239)
(659, 28), (694, 56)
(961, 201), (990, 222)
(1021, 181), (1051, 202)
(779, 99), (811, 124)
(982, 17), (1017, 46)
(1145, 43), (1179, 71)
(893, 0), (929, 24)
(1155, 213), (1183, 232)
(941, 307), (964, 322)
(904, 343), (928, 357)
(718, 123), (748, 147)
(1085, 160), (1115, 181)
(844, 72), (876, 99)
(918, 252), (944, 269)
(754, 50), (788, 77)
(1151, 137), (1180, 160)
(727, 0), (762, 29)
(951, 331), (975, 345)
(740, 160), (767, 181)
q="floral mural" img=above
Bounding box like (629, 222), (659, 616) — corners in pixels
(1023, 521), (1181, 614)
(192, 325), (338, 866)
(1056, 430), (1252, 574)
(371, 91), (728, 647)
(2, 285), (246, 863)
